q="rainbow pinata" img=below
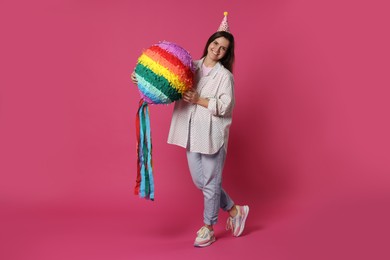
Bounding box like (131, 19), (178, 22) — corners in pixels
(133, 41), (194, 201)
(135, 41), (194, 104)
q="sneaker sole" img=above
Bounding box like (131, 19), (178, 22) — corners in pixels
(194, 236), (216, 247)
(235, 205), (249, 237)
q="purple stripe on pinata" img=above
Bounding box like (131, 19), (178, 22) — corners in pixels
(157, 41), (194, 72)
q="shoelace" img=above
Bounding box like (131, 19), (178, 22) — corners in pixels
(197, 226), (210, 238)
(226, 217), (235, 233)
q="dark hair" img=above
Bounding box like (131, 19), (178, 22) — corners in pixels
(202, 31), (235, 73)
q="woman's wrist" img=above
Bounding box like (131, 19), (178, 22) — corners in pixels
(196, 97), (209, 108)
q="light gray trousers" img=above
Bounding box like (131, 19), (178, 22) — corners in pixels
(186, 146), (235, 225)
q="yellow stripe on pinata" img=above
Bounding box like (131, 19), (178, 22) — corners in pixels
(138, 54), (188, 94)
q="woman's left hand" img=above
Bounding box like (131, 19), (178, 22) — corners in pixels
(182, 90), (199, 104)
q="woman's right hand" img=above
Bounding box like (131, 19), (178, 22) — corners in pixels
(131, 71), (138, 85)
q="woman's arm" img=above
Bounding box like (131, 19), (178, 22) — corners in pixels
(206, 75), (234, 116)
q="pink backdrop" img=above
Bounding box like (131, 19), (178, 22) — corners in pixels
(1, 0), (389, 259)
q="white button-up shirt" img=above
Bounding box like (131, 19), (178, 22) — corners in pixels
(167, 59), (235, 154)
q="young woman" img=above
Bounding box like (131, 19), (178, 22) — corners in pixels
(167, 25), (249, 247)
(132, 14), (249, 248)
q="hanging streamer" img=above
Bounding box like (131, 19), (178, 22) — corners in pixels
(135, 99), (154, 200)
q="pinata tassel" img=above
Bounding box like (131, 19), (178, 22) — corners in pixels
(135, 99), (154, 200)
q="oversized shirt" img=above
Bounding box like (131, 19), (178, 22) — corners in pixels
(167, 59), (235, 154)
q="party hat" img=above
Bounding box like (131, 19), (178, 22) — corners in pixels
(217, 12), (230, 33)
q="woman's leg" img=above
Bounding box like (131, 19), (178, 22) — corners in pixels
(220, 188), (235, 213)
(186, 146), (228, 225)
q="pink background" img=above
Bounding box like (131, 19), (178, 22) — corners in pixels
(1, 0), (389, 259)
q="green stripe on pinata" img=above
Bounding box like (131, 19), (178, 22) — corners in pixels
(135, 63), (181, 103)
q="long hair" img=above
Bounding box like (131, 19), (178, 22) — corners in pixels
(201, 31), (235, 73)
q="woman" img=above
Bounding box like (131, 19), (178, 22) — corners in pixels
(167, 14), (249, 247)
(132, 13), (249, 247)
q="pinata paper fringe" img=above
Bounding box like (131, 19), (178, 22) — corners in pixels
(135, 100), (154, 200)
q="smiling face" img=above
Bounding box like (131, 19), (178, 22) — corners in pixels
(201, 31), (235, 72)
(206, 37), (230, 63)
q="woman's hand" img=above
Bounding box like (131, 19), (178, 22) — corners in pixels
(131, 71), (138, 85)
(182, 90), (209, 108)
(182, 89), (199, 104)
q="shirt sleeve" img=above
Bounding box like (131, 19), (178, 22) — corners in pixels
(207, 74), (234, 116)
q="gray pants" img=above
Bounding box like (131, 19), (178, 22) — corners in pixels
(186, 147), (235, 225)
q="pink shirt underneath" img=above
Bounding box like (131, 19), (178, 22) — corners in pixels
(202, 63), (213, 77)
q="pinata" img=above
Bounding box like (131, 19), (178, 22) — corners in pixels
(134, 41), (194, 200)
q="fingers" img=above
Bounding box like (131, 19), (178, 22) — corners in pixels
(182, 90), (198, 103)
(131, 72), (138, 84)
(183, 91), (193, 100)
(182, 92), (190, 102)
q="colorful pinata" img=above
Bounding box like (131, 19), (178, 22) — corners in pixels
(134, 41), (194, 200)
(135, 41), (194, 104)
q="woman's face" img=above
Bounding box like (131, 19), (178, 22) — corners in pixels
(206, 37), (230, 62)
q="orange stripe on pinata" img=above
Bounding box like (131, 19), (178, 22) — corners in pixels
(148, 46), (193, 78)
(144, 46), (193, 90)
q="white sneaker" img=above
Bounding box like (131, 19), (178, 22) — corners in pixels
(226, 205), (249, 237)
(194, 226), (216, 247)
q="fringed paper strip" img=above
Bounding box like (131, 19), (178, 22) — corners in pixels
(135, 100), (154, 200)
(133, 41), (194, 200)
